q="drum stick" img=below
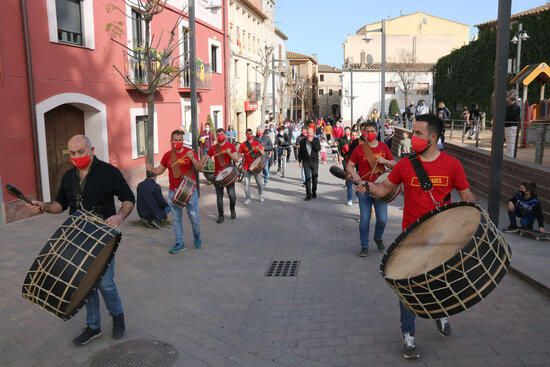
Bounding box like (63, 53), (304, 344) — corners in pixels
(5, 184), (34, 205)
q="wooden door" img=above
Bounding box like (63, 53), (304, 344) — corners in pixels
(45, 104), (85, 199)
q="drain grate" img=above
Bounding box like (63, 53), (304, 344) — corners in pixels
(265, 260), (300, 277)
(90, 340), (177, 367)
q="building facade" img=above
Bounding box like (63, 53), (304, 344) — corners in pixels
(317, 64), (342, 117)
(0, 0), (227, 223)
(287, 51), (318, 121)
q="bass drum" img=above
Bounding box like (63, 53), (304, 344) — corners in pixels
(22, 210), (121, 320)
(249, 157), (266, 175)
(380, 202), (511, 319)
(172, 176), (196, 207)
(215, 167), (238, 187)
(372, 172), (401, 203)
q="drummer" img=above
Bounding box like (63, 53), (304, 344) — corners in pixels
(346, 121), (395, 257)
(147, 129), (203, 254)
(365, 114), (475, 359)
(238, 128), (265, 205)
(27, 134), (134, 346)
(208, 128), (239, 223)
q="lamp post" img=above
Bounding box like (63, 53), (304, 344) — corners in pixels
(511, 23), (529, 95)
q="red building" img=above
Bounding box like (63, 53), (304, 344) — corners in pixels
(0, 0), (229, 223)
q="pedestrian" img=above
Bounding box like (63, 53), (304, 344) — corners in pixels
(226, 125), (237, 144)
(136, 170), (170, 229)
(366, 114), (476, 359)
(384, 122), (395, 149)
(505, 90), (521, 157)
(148, 129), (203, 253)
(503, 182), (545, 233)
(199, 122), (214, 158)
(28, 134), (134, 345)
(346, 121), (395, 257)
(208, 128), (239, 223)
(295, 127), (308, 185)
(255, 126), (273, 186)
(320, 137), (329, 164)
(436, 102), (450, 146)
(298, 128), (321, 200)
(332, 119), (344, 140)
(274, 126), (291, 172)
(461, 106), (471, 138)
(238, 128), (265, 205)
(324, 123), (333, 141)
(338, 127), (357, 206)
(398, 132), (412, 158)
(467, 104), (481, 139)
(291, 126), (301, 161)
(415, 100), (429, 116)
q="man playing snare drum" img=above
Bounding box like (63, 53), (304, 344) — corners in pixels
(365, 114), (475, 359)
(238, 128), (265, 205)
(148, 129), (203, 254)
(27, 135), (135, 346)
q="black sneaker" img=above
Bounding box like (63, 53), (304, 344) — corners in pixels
(402, 332), (419, 359)
(503, 225), (518, 233)
(112, 313), (126, 339)
(216, 215), (224, 224)
(312, 193), (317, 199)
(374, 238), (385, 251)
(230, 210), (237, 219)
(73, 326), (102, 346)
(435, 317), (451, 337)
(304, 196), (311, 201)
(358, 247), (369, 257)
(144, 219), (155, 229)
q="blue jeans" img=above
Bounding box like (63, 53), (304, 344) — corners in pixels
(508, 207), (534, 229)
(356, 191), (388, 248)
(86, 257), (123, 329)
(400, 301), (415, 335)
(263, 155), (271, 184)
(168, 189), (201, 246)
(343, 163), (353, 201)
(300, 167), (305, 183)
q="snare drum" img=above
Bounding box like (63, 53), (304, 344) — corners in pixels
(22, 210), (121, 320)
(172, 176), (196, 207)
(372, 172), (402, 203)
(380, 202), (511, 319)
(249, 157), (266, 175)
(215, 167), (238, 187)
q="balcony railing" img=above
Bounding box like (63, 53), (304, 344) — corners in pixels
(179, 60), (212, 90)
(247, 82), (262, 101)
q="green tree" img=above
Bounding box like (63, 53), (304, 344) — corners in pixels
(388, 99), (400, 117)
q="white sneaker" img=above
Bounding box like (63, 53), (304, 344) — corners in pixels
(243, 199), (251, 205)
(259, 195), (265, 203)
(347, 200), (352, 206)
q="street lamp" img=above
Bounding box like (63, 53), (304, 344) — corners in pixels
(511, 23), (529, 94)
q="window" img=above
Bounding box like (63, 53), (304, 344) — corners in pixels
(234, 59), (239, 78)
(211, 45), (218, 72)
(320, 74), (324, 82)
(209, 40), (222, 74)
(135, 115), (148, 157)
(132, 9), (145, 82)
(385, 84), (396, 94)
(319, 89), (324, 96)
(181, 26), (190, 87)
(416, 83), (430, 95)
(329, 89), (333, 96)
(56, 0), (82, 45)
(213, 111), (220, 128)
(210, 106), (223, 129)
(339, 89), (342, 96)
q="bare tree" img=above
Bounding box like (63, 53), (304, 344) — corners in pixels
(106, 0), (187, 167)
(258, 45), (275, 126)
(288, 77), (309, 122)
(392, 49), (422, 109)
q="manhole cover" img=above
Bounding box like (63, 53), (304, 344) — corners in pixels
(90, 340), (177, 367)
(265, 260), (300, 277)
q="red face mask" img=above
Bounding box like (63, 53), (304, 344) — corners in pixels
(217, 133), (226, 142)
(411, 135), (432, 154)
(256, 131), (263, 137)
(246, 134), (254, 141)
(70, 154), (91, 170)
(172, 141), (183, 150)
(363, 131), (377, 142)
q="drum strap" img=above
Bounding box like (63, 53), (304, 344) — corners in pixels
(408, 154), (451, 206)
(215, 143), (227, 166)
(245, 141), (259, 159)
(170, 150), (182, 179)
(361, 141), (383, 178)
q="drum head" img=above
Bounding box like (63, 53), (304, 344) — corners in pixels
(375, 172), (390, 184)
(216, 167), (233, 181)
(249, 157), (261, 170)
(384, 205), (481, 280)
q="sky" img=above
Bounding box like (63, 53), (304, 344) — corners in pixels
(275, 0), (547, 67)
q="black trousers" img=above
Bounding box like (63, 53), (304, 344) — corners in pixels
(303, 161), (319, 197)
(215, 183), (236, 216)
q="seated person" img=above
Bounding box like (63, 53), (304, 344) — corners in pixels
(504, 182), (545, 233)
(136, 171), (170, 229)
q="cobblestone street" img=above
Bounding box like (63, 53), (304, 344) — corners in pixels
(1, 163), (549, 367)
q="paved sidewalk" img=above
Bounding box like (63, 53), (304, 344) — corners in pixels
(1, 161), (549, 367)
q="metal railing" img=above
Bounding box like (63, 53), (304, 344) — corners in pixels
(247, 82), (261, 101)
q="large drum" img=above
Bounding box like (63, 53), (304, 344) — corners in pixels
(172, 176), (195, 207)
(373, 172), (401, 203)
(249, 157), (266, 175)
(22, 210), (121, 320)
(380, 202), (511, 319)
(215, 167), (238, 187)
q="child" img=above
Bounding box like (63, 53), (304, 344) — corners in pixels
(320, 137), (329, 164)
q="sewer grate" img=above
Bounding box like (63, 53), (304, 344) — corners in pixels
(90, 340), (178, 367)
(265, 260), (300, 277)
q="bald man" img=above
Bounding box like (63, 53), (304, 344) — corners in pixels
(28, 135), (135, 346)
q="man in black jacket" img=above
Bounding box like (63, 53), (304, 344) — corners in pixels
(136, 171), (170, 229)
(298, 128), (321, 200)
(275, 126), (291, 172)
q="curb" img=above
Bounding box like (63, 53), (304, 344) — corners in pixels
(509, 265), (550, 298)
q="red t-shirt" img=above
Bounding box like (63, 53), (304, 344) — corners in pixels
(160, 147), (198, 190)
(349, 141), (393, 182)
(388, 152), (470, 230)
(208, 141), (237, 175)
(238, 139), (263, 171)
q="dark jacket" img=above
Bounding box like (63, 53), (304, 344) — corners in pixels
(137, 178), (169, 221)
(505, 104), (521, 127)
(298, 137), (321, 164)
(510, 191), (545, 229)
(275, 133), (291, 147)
(256, 135), (273, 152)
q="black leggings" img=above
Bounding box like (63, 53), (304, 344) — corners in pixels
(303, 161), (319, 196)
(215, 183), (236, 216)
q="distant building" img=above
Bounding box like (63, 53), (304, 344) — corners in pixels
(317, 65), (342, 117)
(287, 51), (318, 121)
